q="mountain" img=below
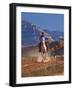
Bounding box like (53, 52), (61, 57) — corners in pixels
(22, 20), (40, 47)
(21, 20), (64, 47)
(44, 29), (64, 41)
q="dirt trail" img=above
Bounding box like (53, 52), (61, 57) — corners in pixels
(21, 56), (64, 77)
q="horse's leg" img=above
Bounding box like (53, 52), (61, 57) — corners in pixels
(44, 48), (47, 60)
(43, 52), (45, 61)
(42, 50), (47, 62)
(42, 50), (46, 62)
(41, 50), (44, 62)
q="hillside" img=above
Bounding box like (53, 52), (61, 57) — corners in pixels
(22, 20), (64, 47)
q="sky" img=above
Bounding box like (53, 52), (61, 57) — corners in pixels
(21, 12), (64, 32)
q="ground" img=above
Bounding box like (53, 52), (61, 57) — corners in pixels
(21, 46), (64, 77)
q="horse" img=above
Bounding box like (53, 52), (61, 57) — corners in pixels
(39, 40), (48, 62)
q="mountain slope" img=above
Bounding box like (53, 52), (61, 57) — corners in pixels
(22, 20), (64, 47)
(44, 29), (64, 41)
